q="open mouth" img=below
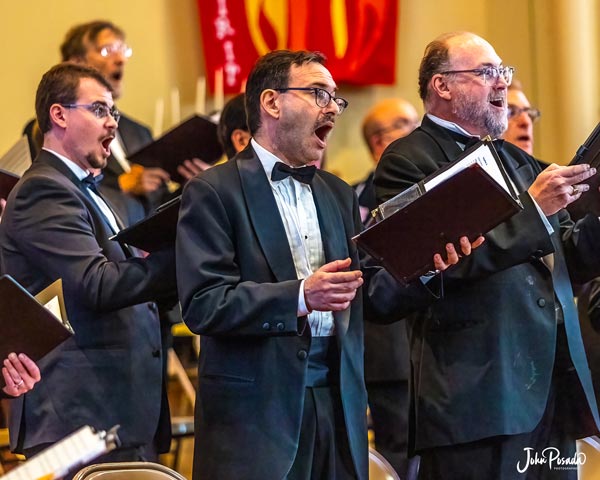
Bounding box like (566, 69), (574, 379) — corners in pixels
(111, 71), (123, 82)
(489, 97), (504, 108)
(101, 136), (115, 155)
(314, 122), (334, 145)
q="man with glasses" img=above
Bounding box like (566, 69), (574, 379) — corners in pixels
(503, 79), (541, 155)
(0, 63), (177, 477)
(176, 50), (480, 480)
(375, 31), (600, 479)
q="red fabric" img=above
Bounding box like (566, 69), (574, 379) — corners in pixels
(197, 0), (398, 94)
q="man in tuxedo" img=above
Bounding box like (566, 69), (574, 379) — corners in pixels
(358, 98), (420, 478)
(176, 50), (481, 480)
(0, 63), (176, 474)
(375, 31), (600, 479)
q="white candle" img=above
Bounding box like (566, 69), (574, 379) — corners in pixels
(196, 77), (206, 115)
(153, 98), (164, 136)
(171, 87), (181, 125)
(214, 68), (224, 111)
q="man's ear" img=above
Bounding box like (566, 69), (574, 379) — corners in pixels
(431, 74), (452, 101)
(260, 89), (281, 120)
(49, 104), (68, 129)
(231, 129), (251, 153)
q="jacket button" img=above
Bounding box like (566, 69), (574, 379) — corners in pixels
(262, 322), (271, 331)
(148, 302), (157, 312)
(297, 349), (308, 360)
(152, 350), (161, 358)
(276, 322), (285, 331)
(537, 298), (546, 307)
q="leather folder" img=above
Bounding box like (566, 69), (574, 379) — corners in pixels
(0, 168), (19, 199)
(127, 114), (223, 185)
(0, 275), (73, 362)
(110, 196), (180, 252)
(567, 121), (600, 220)
(353, 140), (523, 285)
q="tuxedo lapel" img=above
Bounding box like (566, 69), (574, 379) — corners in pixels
(312, 173), (351, 337)
(237, 149), (298, 282)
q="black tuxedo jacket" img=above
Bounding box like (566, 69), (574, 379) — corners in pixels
(176, 145), (437, 479)
(375, 115), (600, 452)
(0, 150), (177, 452)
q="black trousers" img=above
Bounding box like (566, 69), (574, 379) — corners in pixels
(418, 324), (596, 480)
(286, 386), (357, 480)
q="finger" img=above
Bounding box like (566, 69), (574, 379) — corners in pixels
(459, 236), (472, 256)
(445, 243), (459, 265)
(146, 168), (171, 181)
(471, 236), (485, 249)
(326, 270), (363, 284)
(192, 158), (211, 171)
(18, 353), (41, 382)
(560, 164), (596, 181)
(318, 258), (352, 273)
(433, 253), (448, 271)
(569, 183), (590, 197)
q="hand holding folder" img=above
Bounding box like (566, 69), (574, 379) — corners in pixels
(353, 140), (523, 285)
(0, 276), (73, 362)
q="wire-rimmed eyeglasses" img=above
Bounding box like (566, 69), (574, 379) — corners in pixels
(61, 102), (121, 123)
(440, 65), (515, 86)
(274, 87), (349, 115)
(98, 43), (133, 58)
(508, 105), (541, 122)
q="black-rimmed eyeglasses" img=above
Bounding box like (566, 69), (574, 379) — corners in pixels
(61, 102), (121, 123)
(274, 87), (349, 114)
(440, 65), (515, 86)
(508, 105), (541, 122)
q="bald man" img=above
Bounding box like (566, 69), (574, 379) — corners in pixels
(357, 98), (420, 478)
(355, 99), (419, 222)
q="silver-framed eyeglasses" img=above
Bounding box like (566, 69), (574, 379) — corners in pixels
(508, 105), (541, 122)
(61, 102), (121, 123)
(274, 87), (349, 114)
(440, 65), (515, 86)
(99, 43), (133, 58)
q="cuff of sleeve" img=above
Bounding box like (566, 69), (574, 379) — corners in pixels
(298, 279), (311, 316)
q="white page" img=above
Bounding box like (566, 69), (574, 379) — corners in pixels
(0, 136), (31, 176)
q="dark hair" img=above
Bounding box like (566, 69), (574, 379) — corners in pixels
(245, 50), (326, 135)
(60, 20), (125, 61)
(218, 94), (248, 159)
(418, 32), (457, 103)
(36, 63), (113, 134)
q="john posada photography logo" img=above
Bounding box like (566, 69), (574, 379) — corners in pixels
(516, 447), (586, 473)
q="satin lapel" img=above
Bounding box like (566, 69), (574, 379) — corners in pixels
(420, 116), (467, 167)
(312, 174), (351, 337)
(237, 149), (298, 282)
(496, 148), (535, 193)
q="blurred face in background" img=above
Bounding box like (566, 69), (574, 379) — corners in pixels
(503, 89), (540, 155)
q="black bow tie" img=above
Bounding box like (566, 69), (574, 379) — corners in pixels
(82, 172), (104, 192)
(445, 129), (505, 152)
(271, 162), (316, 184)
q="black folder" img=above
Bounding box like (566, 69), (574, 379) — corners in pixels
(127, 114), (223, 185)
(0, 275), (73, 362)
(110, 196), (180, 252)
(353, 141), (523, 285)
(567, 121), (600, 219)
(0, 168), (19, 199)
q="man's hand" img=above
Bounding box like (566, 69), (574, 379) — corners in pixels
(528, 163), (596, 216)
(304, 258), (363, 312)
(118, 164), (170, 195)
(433, 235), (485, 270)
(177, 158), (212, 182)
(2, 353), (41, 397)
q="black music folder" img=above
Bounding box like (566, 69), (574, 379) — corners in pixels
(0, 168), (19, 199)
(127, 114), (223, 185)
(110, 196), (180, 252)
(353, 140), (523, 285)
(0, 275), (73, 362)
(567, 121), (600, 219)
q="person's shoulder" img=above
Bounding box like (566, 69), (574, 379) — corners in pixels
(316, 169), (355, 198)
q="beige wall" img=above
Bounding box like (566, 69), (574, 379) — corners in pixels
(2, 0), (599, 184)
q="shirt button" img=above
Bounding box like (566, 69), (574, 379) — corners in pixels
(297, 349), (308, 360)
(537, 298), (546, 307)
(262, 322), (271, 331)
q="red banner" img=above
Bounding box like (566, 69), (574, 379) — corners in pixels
(198, 0), (398, 94)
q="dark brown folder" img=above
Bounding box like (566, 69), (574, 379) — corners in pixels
(127, 114), (223, 185)
(353, 142), (522, 285)
(567, 122), (600, 219)
(0, 275), (73, 362)
(110, 196), (180, 252)
(0, 168), (19, 199)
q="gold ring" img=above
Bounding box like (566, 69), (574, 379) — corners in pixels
(572, 185), (580, 195)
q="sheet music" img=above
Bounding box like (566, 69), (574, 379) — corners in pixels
(0, 136), (31, 177)
(424, 143), (511, 195)
(43, 296), (63, 323)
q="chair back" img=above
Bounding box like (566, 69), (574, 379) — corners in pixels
(72, 461), (186, 480)
(369, 447), (401, 480)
